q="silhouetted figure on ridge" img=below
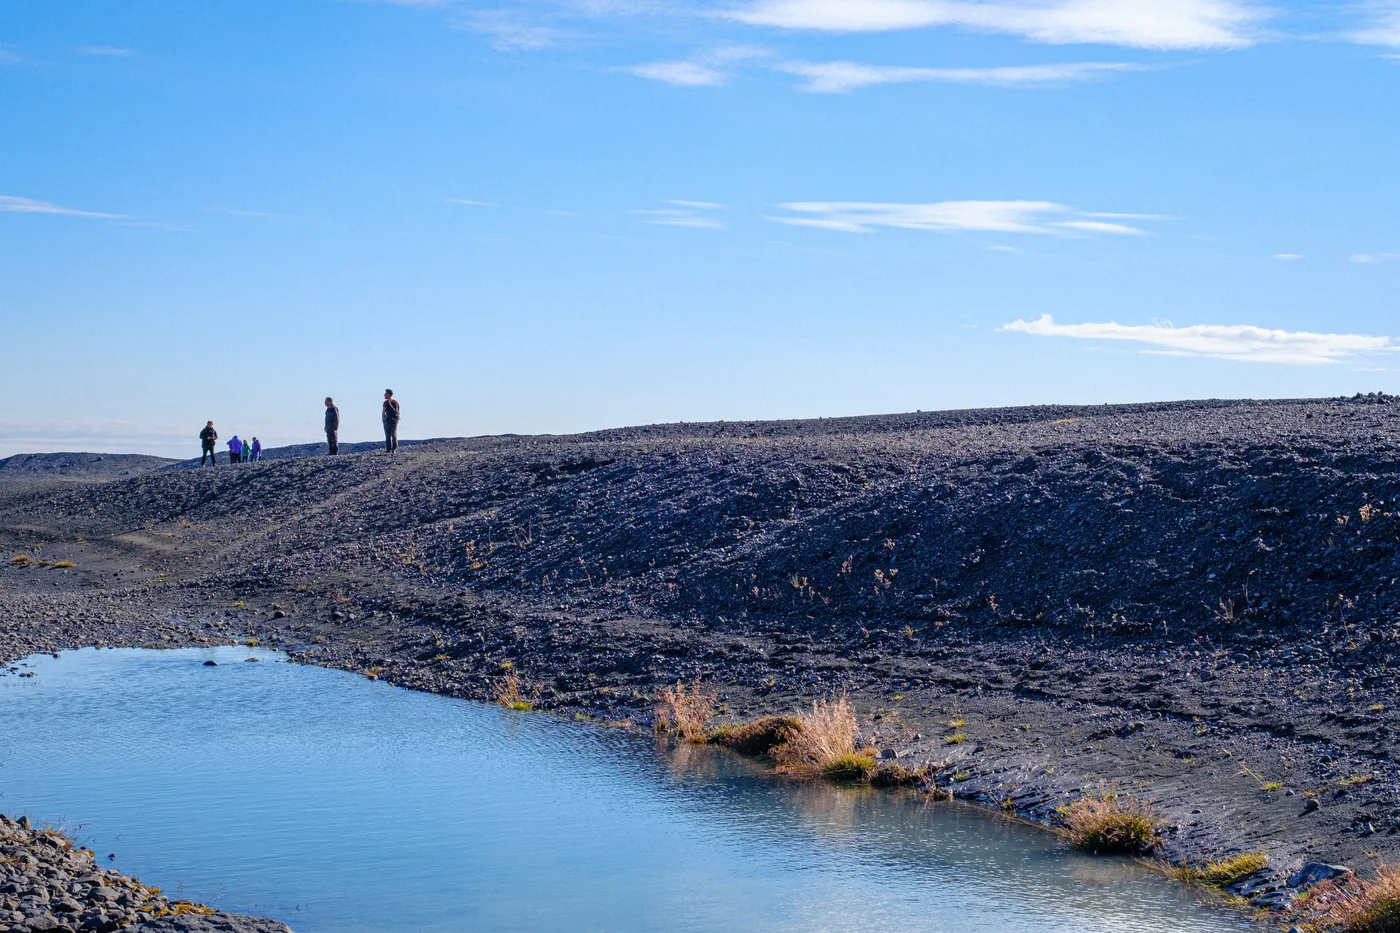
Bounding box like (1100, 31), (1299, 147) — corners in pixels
(199, 422), (218, 467)
(325, 397), (340, 455)
(382, 389), (400, 454)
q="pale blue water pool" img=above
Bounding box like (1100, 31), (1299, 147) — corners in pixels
(0, 647), (1257, 933)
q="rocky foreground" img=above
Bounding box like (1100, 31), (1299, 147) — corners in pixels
(3, 395), (1400, 920)
(0, 815), (290, 933)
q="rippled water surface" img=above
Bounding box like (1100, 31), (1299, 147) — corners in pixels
(0, 647), (1258, 933)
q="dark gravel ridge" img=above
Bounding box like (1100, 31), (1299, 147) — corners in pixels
(3, 394), (1400, 918)
(0, 814), (290, 933)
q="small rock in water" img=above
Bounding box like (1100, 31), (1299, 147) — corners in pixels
(203, 660), (218, 666)
(245, 657), (261, 662)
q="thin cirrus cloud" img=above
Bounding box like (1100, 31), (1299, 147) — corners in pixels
(1349, 253), (1400, 263)
(634, 200), (727, 229)
(1350, 1), (1400, 46)
(725, 0), (1264, 49)
(76, 46), (135, 56)
(623, 60), (730, 85)
(621, 45), (770, 86)
(0, 195), (126, 220)
(777, 60), (1140, 92)
(1001, 314), (1395, 365)
(769, 200), (1153, 234)
(457, 10), (572, 50)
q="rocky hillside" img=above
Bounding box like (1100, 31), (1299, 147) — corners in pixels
(6, 396), (1397, 652)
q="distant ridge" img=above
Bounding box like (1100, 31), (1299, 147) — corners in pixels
(0, 452), (178, 482)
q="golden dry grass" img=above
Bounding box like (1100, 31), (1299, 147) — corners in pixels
(1063, 794), (1162, 854)
(773, 695), (876, 780)
(1170, 851), (1267, 886)
(654, 680), (716, 742)
(494, 671), (534, 711)
(1313, 865), (1400, 932)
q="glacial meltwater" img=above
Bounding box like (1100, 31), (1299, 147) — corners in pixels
(0, 647), (1259, 933)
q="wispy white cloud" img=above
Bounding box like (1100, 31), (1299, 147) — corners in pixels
(77, 46), (135, 56)
(1001, 313), (1395, 364)
(635, 200), (727, 228)
(1273, 253), (1303, 260)
(1349, 252), (1400, 263)
(0, 44), (27, 64)
(727, 0), (1263, 49)
(770, 200), (1152, 234)
(0, 195), (126, 220)
(1350, 1), (1400, 46)
(625, 59), (730, 85)
(208, 207), (302, 219)
(459, 10), (572, 49)
(622, 45), (769, 86)
(777, 59), (1140, 91)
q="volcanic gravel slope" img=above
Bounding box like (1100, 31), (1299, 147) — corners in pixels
(3, 395), (1400, 914)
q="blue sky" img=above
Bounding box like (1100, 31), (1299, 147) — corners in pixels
(1, 0), (1397, 457)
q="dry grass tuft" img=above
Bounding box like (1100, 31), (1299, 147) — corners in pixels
(1063, 794), (1162, 854)
(1313, 864), (1400, 932)
(708, 715), (802, 755)
(870, 762), (939, 789)
(774, 694), (876, 780)
(494, 671), (534, 711)
(654, 680), (716, 742)
(9, 554), (34, 567)
(1171, 851), (1267, 886)
(47, 560), (76, 569)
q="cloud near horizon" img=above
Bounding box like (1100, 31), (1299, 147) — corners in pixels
(777, 59), (1140, 91)
(634, 200), (727, 228)
(726, 0), (1263, 49)
(771, 200), (1151, 234)
(1001, 314), (1395, 364)
(0, 195), (126, 219)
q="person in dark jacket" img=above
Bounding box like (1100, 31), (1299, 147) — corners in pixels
(249, 437), (262, 462)
(199, 422), (218, 467)
(228, 435), (243, 464)
(381, 389), (400, 453)
(324, 397), (340, 455)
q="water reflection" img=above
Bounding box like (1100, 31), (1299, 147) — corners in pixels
(0, 647), (1258, 933)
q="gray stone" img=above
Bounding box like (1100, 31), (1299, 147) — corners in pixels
(1288, 862), (1352, 889)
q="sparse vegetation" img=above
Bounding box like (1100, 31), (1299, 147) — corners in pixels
(1171, 851), (1268, 886)
(9, 554), (34, 567)
(1063, 794), (1162, 854)
(654, 680), (716, 742)
(1311, 864), (1400, 932)
(773, 694), (876, 780)
(47, 560), (76, 569)
(708, 715), (801, 755)
(946, 732), (967, 745)
(494, 671), (534, 711)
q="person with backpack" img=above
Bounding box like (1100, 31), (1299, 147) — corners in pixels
(324, 397), (340, 455)
(249, 437), (262, 462)
(199, 422), (218, 467)
(381, 389), (401, 453)
(228, 435), (243, 464)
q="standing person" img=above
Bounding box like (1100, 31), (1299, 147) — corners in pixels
(199, 421), (218, 467)
(228, 435), (243, 464)
(381, 389), (401, 453)
(324, 397), (340, 455)
(249, 437), (262, 462)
